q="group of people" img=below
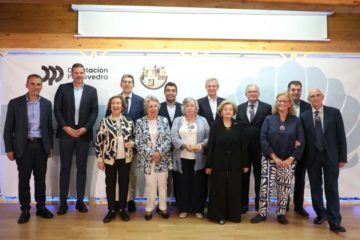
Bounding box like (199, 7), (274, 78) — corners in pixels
(3, 63), (347, 233)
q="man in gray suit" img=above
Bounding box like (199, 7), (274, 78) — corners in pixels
(3, 74), (54, 224)
(54, 63), (98, 215)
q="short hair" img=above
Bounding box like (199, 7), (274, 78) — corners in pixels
(217, 100), (237, 116)
(245, 84), (260, 93)
(181, 97), (199, 115)
(107, 95), (127, 113)
(144, 95), (160, 112)
(205, 77), (219, 88)
(272, 92), (296, 116)
(26, 74), (42, 84)
(71, 63), (85, 73)
(121, 74), (134, 84)
(307, 88), (324, 101)
(164, 82), (177, 93)
(287, 80), (302, 89)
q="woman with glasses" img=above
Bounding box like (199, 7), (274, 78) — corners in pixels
(251, 92), (304, 225)
(171, 97), (210, 219)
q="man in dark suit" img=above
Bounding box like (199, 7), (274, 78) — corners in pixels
(54, 63), (98, 215)
(236, 84), (271, 213)
(3, 74), (54, 224)
(288, 80), (312, 217)
(198, 77), (225, 126)
(159, 82), (182, 203)
(105, 74), (145, 212)
(300, 89), (347, 233)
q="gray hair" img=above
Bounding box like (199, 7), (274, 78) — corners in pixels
(182, 97), (199, 115)
(245, 84), (259, 93)
(144, 95), (160, 112)
(205, 77), (219, 88)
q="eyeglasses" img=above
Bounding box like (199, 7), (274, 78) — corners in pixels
(277, 100), (290, 104)
(309, 93), (322, 99)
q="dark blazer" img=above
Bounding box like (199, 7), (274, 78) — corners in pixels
(300, 106), (347, 167)
(105, 92), (145, 122)
(236, 100), (272, 153)
(3, 94), (53, 159)
(159, 101), (182, 128)
(54, 82), (98, 141)
(299, 100), (311, 114)
(198, 96), (225, 126)
(206, 119), (249, 171)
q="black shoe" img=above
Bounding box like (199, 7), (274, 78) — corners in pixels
(36, 207), (54, 219)
(160, 211), (169, 219)
(18, 210), (30, 224)
(119, 210), (130, 221)
(75, 201), (88, 213)
(57, 204), (68, 215)
(294, 207), (309, 217)
(144, 212), (152, 221)
(240, 206), (249, 214)
(277, 215), (288, 225)
(219, 220), (226, 225)
(313, 215), (327, 225)
(329, 223), (346, 233)
(127, 200), (136, 212)
(103, 211), (116, 223)
(250, 214), (266, 223)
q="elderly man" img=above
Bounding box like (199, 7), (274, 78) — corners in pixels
(300, 89), (347, 233)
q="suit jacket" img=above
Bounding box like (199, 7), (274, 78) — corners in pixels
(198, 96), (225, 127)
(206, 119), (248, 171)
(300, 105), (347, 167)
(3, 94), (53, 159)
(54, 82), (98, 141)
(105, 92), (145, 122)
(135, 116), (172, 175)
(159, 101), (182, 129)
(299, 100), (311, 114)
(236, 100), (272, 153)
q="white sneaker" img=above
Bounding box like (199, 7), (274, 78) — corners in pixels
(179, 212), (188, 218)
(195, 213), (204, 219)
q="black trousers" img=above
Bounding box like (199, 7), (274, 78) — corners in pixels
(307, 150), (341, 225)
(293, 156), (307, 208)
(16, 139), (47, 211)
(105, 159), (130, 211)
(241, 149), (262, 210)
(208, 169), (243, 222)
(176, 159), (206, 213)
(59, 138), (89, 204)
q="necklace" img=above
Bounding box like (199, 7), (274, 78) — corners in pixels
(279, 119), (286, 131)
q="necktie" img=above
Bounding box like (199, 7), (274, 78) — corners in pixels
(249, 104), (255, 122)
(314, 111), (324, 151)
(125, 96), (130, 114)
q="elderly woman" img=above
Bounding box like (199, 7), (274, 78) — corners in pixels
(95, 95), (135, 223)
(251, 92), (304, 225)
(171, 97), (210, 219)
(135, 95), (172, 220)
(205, 101), (249, 225)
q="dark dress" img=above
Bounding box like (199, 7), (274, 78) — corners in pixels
(206, 119), (249, 222)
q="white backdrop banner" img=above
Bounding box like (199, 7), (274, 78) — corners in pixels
(0, 51), (359, 199)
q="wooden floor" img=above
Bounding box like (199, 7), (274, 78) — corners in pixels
(0, 202), (359, 240)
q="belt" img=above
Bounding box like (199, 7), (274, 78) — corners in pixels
(27, 137), (42, 142)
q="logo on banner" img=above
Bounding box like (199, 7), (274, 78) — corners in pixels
(41, 65), (64, 85)
(140, 65), (168, 90)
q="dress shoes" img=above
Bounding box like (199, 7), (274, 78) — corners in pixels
(313, 215), (327, 225)
(57, 204), (68, 215)
(160, 211), (169, 219)
(294, 207), (309, 217)
(218, 220), (226, 225)
(250, 214), (267, 223)
(75, 201), (88, 213)
(103, 211), (116, 223)
(119, 210), (130, 221)
(240, 206), (249, 214)
(36, 207), (54, 219)
(144, 212), (152, 221)
(329, 223), (346, 233)
(277, 215), (288, 225)
(127, 200), (136, 212)
(18, 210), (30, 224)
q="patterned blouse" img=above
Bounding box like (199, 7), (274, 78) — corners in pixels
(135, 115), (172, 175)
(95, 115), (135, 165)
